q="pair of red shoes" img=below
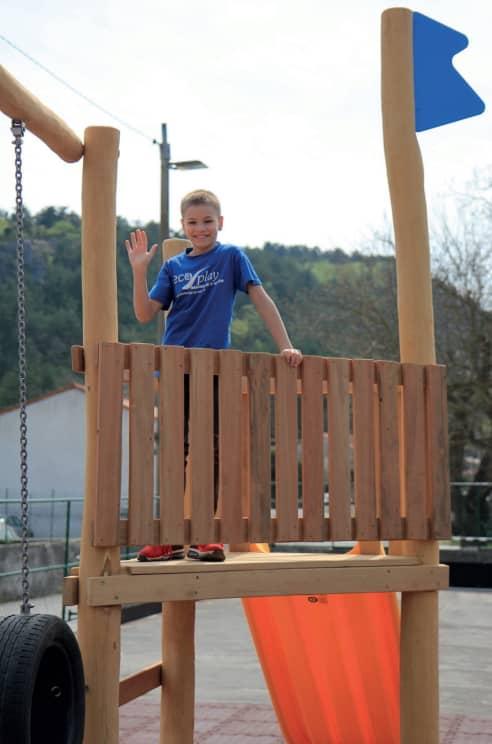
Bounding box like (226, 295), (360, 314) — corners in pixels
(137, 543), (225, 563)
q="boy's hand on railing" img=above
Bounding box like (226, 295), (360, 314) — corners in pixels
(280, 348), (303, 367)
(125, 229), (158, 272)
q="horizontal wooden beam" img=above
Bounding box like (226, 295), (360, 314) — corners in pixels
(86, 558), (449, 605)
(0, 65), (84, 162)
(73, 344), (426, 387)
(118, 515), (420, 546)
(119, 662), (162, 706)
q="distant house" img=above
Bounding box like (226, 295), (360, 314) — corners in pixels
(0, 385), (132, 535)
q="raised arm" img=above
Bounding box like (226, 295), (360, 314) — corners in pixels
(248, 284), (303, 367)
(125, 229), (162, 323)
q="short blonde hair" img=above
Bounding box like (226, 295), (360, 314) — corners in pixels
(180, 189), (221, 217)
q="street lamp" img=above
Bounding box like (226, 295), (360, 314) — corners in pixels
(154, 124), (207, 344)
(153, 126), (208, 498)
(155, 123), (207, 251)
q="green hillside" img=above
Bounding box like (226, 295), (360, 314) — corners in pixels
(1, 207), (491, 513)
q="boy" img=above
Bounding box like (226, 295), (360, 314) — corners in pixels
(125, 189), (302, 562)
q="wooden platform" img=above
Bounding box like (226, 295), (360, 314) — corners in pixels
(69, 552), (449, 607)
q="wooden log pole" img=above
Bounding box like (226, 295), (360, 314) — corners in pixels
(0, 65), (84, 162)
(77, 126), (121, 744)
(159, 237), (196, 744)
(382, 9), (440, 744)
(161, 601), (196, 744)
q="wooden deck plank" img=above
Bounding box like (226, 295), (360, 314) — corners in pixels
(377, 361), (403, 539)
(402, 363), (428, 538)
(274, 357), (299, 540)
(94, 342), (124, 546)
(247, 354), (272, 541)
(352, 359), (378, 540)
(327, 358), (352, 540)
(190, 348), (216, 543)
(426, 365), (451, 538)
(301, 357), (325, 540)
(159, 346), (185, 545)
(128, 344), (155, 546)
(219, 350), (244, 543)
(124, 551), (420, 573)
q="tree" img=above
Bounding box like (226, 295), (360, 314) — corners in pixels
(431, 182), (492, 534)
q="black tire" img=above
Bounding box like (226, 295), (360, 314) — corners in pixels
(0, 614), (85, 744)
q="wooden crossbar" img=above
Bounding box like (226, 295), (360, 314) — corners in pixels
(87, 343), (451, 547)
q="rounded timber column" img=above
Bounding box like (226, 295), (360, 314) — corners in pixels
(161, 601), (196, 744)
(382, 9), (439, 744)
(78, 126), (121, 744)
(159, 238), (196, 744)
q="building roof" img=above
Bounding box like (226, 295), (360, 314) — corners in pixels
(0, 382), (86, 416)
(0, 383), (154, 418)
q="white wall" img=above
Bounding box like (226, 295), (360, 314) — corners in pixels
(0, 388), (129, 500)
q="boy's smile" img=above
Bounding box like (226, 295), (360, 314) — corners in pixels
(182, 204), (223, 255)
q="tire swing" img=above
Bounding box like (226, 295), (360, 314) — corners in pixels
(0, 120), (85, 744)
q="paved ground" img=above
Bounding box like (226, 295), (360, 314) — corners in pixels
(2, 587), (491, 742)
(118, 702), (492, 743)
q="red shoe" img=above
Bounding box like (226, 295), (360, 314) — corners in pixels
(187, 544), (225, 562)
(137, 544), (184, 562)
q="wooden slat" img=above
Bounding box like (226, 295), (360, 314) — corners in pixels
(352, 360), (378, 540)
(190, 348), (215, 543)
(274, 357), (299, 540)
(88, 562), (449, 605)
(377, 361), (403, 539)
(71, 345), (85, 372)
(219, 350), (244, 543)
(94, 342), (124, 546)
(128, 344), (155, 545)
(426, 365), (451, 538)
(301, 356), (325, 540)
(373, 378), (382, 531)
(119, 663), (162, 706)
(247, 354), (273, 541)
(402, 363), (428, 538)
(241, 373), (251, 533)
(159, 346), (185, 545)
(63, 575), (79, 606)
(326, 358), (352, 539)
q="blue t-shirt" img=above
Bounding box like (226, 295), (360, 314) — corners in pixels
(149, 242), (261, 348)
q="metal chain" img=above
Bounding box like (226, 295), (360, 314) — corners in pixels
(11, 119), (32, 615)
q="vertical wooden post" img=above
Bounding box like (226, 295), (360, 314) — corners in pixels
(159, 237), (196, 744)
(161, 601), (196, 744)
(77, 127), (121, 744)
(382, 9), (440, 744)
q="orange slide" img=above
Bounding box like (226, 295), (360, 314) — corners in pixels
(242, 546), (400, 744)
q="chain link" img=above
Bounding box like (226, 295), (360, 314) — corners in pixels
(11, 119), (32, 615)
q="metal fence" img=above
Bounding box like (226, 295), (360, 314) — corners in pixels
(450, 483), (492, 541)
(0, 483), (490, 616)
(1, 484), (491, 545)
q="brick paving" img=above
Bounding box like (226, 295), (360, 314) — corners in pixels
(119, 699), (492, 743)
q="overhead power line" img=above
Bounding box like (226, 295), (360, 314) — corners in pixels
(0, 33), (157, 144)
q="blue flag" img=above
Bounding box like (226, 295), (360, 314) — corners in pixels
(413, 12), (485, 132)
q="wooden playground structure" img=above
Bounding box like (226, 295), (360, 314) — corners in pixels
(0, 8), (455, 744)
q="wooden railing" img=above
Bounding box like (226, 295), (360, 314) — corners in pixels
(73, 343), (450, 547)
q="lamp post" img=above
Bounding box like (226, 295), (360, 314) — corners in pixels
(153, 124), (208, 506)
(155, 122), (207, 342)
(157, 122), (207, 255)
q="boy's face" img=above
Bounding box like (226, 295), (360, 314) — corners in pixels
(181, 204), (223, 253)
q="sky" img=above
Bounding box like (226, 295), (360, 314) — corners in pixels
(1, 0), (491, 253)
